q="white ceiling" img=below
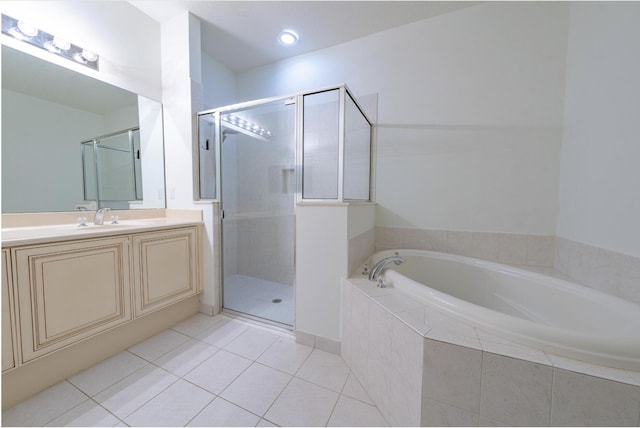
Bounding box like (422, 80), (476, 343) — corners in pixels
(129, 1), (479, 72)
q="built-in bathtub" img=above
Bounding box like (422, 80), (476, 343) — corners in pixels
(341, 250), (640, 426)
(373, 249), (640, 371)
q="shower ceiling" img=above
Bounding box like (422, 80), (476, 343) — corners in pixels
(129, 1), (479, 72)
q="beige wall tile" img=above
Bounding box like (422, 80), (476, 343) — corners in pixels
(388, 317), (424, 426)
(551, 369), (640, 426)
(498, 234), (528, 265)
(422, 338), (482, 413)
(480, 353), (552, 426)
(422, 399), (479, 427)
(526, 235), (555, 267)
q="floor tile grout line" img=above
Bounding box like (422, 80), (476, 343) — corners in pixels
(120, 372), (181, 423)
(38, 381), (93, 427)
(228, 339), (317, 423)
(258, 366), (297, 422)
(126, 330), (192, 364)
(181, 393), (217, 427)
(94, 361), (182, 423)
(8, 313), (378, 427)
(87, 396), (128, 427)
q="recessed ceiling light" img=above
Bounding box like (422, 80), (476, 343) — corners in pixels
(278, 29), (299, 46)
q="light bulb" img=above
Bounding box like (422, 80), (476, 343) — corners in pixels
(278, 30), (298, 46)
(81, 49), (98, 62)
(53, 36), (70, 51)
(17, 20), (38, 37)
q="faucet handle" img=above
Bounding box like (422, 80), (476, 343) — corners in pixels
(376, 276), (390, 288)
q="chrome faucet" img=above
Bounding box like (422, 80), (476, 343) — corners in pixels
(93, 208), (111, 225)
(368, 255), (406, 286)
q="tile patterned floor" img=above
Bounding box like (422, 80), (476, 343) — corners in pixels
(2, 314), (388, 427)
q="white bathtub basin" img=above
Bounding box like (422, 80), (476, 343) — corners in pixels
(372, 249), (640, 371)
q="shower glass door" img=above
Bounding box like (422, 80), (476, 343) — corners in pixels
(221, 98), (296, 326)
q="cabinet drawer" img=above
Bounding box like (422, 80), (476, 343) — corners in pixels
(132, 227), (199, 317)
(14, 237), (132, 363)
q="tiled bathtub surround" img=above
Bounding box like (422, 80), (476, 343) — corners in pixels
(348, 227), (376, 275)
(375, 226), (555, 267)
(341, 277), (640, 426)
(555, 237), (640, 306)
(374, 227), (640, 306)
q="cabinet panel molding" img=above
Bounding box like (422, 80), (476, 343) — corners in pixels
(2, 249), (17, 372)
(14, 237), (132, 363)
(133, 227), (199, 317)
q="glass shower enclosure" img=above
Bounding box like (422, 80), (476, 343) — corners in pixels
(197, 84), (372, 328)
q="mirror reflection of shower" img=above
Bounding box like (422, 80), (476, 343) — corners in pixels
(81, 127), (142, 210)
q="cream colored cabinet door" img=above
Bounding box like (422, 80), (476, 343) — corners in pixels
(2, 249), (17, 372)
(14, 237), (132, 363)
(132, 227), (199, 317)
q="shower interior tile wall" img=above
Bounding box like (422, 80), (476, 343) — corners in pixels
(230, 216), (294, 285)
(223, 108), (295, 287)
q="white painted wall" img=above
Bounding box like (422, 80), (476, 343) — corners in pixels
(201, 52), (237, 110)
(237, 2), (569, 236)
(296, 205), (348, 341)
(161, 13), (221, 312)
(161, 12), (201, 208)
(557, 2), (640, 258)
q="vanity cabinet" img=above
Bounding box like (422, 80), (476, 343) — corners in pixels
(2, 249), (17, 372)
(132, 227), (200, 317)
(13, 237), (132, 363)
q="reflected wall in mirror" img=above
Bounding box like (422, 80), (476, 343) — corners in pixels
(1, 44), (166, 213)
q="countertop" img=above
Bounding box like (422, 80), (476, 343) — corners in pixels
(1, 217), (203, 247)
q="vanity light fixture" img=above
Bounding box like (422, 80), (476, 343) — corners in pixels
(278, 29), (299, 46)
(1, 14), (99, 71)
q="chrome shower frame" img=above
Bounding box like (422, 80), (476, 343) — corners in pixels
(195, 83), (373, 329)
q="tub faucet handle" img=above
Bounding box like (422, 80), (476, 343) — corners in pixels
(376, 276), (390, 288)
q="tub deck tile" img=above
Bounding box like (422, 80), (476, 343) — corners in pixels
(476, 329), (552, 366)
(546, 353), (640, 386)
(423, 307), (483, 351)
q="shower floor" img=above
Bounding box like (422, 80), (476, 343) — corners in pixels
(223, 274), (294, 326)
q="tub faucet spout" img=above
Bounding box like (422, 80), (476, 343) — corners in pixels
(368, 255), (406, 285)
(94, 208), (110, 225)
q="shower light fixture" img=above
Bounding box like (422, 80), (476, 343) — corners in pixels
(1, 14), (99, 71)
(222, 114), (272, 139)
(278, 29), (299, 46)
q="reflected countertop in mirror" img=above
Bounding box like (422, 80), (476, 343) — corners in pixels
(1, 44), (166, 213)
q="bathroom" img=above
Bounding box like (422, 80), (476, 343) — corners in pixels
(2, 1), (640, 426)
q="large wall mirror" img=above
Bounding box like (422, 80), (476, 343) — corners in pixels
(1, 44), (166, 213)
